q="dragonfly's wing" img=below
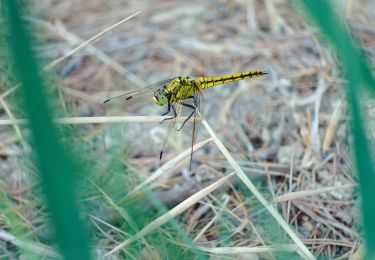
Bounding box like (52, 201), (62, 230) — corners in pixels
(189, 87), (204, 170)
(102, 78), (175, 111)
(158, 87), (203, 164)
(161, 84), (204, 170)
(159, 107), (179, 160)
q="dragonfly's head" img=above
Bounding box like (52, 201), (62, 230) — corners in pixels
(152, 88), (169, 106)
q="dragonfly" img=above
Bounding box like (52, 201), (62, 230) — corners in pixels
(102, 70), (267, 169)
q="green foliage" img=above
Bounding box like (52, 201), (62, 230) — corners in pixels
(4, 2), (92, 259)
(295, 1), (375, 258)
(0, 186), (38, 258)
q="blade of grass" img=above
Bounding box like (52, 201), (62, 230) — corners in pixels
(201, 119), (315, 259)
(0, 11), (142, 102)
(197, 244), (298, 255)
(4, 2), (91, 259)
(43, 11), (142, 71)
(0, 230), (60, 259)
(126, 137), (213, 198)
(295, 1), (375, 258)
(103, 172), (236, 258)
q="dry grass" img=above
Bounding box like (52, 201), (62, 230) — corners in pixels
(1, 0), (373, 258)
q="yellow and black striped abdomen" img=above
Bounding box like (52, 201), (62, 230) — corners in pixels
(196, 70), (267, 90)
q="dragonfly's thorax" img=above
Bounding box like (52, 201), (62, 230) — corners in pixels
(166, 77), (197, 102)
(152, 77), (197, 105)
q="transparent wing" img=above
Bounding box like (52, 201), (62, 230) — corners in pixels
(102, 78), (175, 110)
(159, 109), (179, 160)
(189, 87), (204, 170)
(159, 84), (204, 171)
(159, 100), (185, 161)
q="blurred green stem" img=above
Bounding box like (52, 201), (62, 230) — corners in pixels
(296, 1), (375, 258)
(4, 2), (91, 259)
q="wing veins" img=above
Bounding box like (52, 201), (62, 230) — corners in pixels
(102, 78), (176, 110)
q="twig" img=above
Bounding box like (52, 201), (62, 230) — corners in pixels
(311, 77), (327, 154)
(0, 116), (195, 125)
(29, 17), (146, 88)
(273, 184), (355, 203)
(43, 11), (142, 71)
(0, 98), (27, 150)
(323, 100), (342, 153)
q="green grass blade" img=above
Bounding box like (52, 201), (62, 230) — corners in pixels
(4, 2), (91, 259)
(295, 1), (375, 257)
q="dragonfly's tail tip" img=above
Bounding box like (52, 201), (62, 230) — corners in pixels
(159, 151), (163, 160)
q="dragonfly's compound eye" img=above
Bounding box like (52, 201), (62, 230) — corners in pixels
(152, 89), (168, 106)
(152, 94), (160, 105)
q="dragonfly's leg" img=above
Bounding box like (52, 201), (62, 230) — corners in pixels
(177, 103), (196, 131)
(184, 95), (195, 101)
(161, 103), (177, 124)
(161, 103), (171, 124)
(161, 103), (171, 116)
(171, 104), (177, 117)
(185, 95), (199, 108)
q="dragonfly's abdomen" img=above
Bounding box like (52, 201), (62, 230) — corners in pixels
(197, 70), (267, 90)
(160, 70), (267, 103)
